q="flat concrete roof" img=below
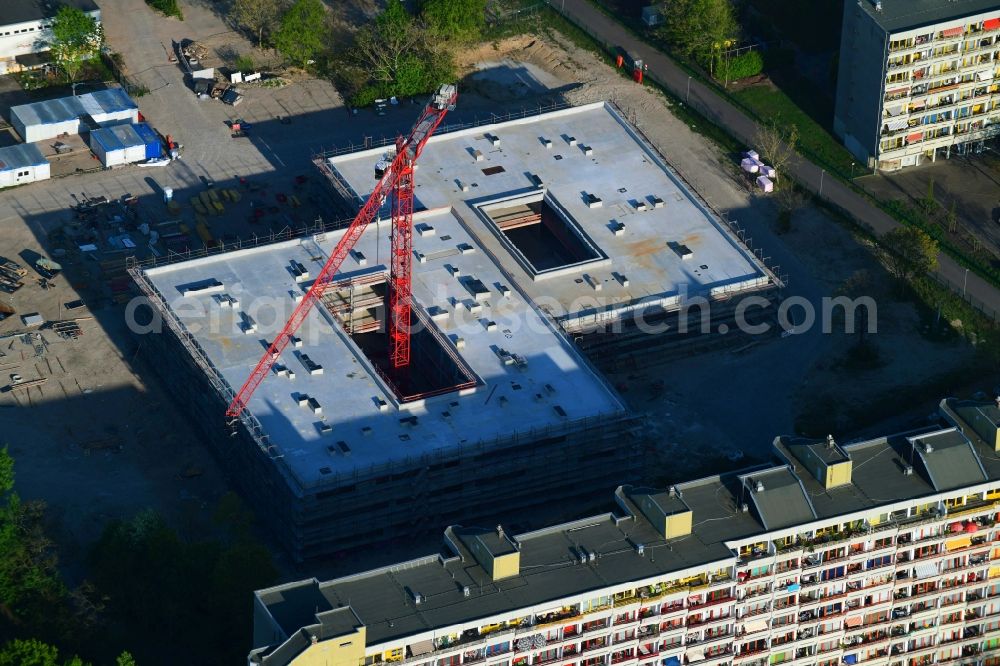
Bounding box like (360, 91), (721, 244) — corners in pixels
(858, 0), (1000, 34)
(142, 208), (625, 490)
(323, 103), (774, 331)
(255, 405), (1000, 658)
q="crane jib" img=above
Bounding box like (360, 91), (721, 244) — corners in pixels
(225, 84), (458, 420)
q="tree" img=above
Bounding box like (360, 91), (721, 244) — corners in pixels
(274, 0), (326, 67)
(0, 639), (89, 666)
(420, 0), (486, 42)
(353, 1), (424, 87)
(0, 446), (12, 495)
(347, 0), (454, 106)
(754, 120), (798, 180)
(115, 652), (137, 666)
(882, 226), (938, 281)
(0, 447), (66, 625)
(660, 0), (737, 67)
(837, 270), (874, 347)
(0, 639), (59, 666)
(89, 508), (276, 664)
(232, 0), (285, 47)
(49, 6), (103, 82)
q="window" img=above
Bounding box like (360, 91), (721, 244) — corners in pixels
(821, 566), (845, 581)
(583, 596), (612, 613)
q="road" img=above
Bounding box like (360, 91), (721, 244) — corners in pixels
(550, 0), (1000, 318)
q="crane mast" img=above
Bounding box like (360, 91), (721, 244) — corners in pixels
(226, 84), (458, 419)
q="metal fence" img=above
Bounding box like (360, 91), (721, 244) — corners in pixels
(928, 271), (1000, 323)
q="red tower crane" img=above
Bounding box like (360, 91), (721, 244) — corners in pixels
(226, 84), (458, 420)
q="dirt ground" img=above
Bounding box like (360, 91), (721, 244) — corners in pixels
(0, 218), (228, 578)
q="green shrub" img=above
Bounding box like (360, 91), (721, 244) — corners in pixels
(145, 0), (182, 19)
(234, 54), (255, 73)
(714, 50), (763, 82)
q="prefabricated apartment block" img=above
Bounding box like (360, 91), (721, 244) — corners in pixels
(250, 398), (1000, 666)
(835, 0), (1000, 171)
(132, 197), (641, 562)
(318, 102), (781, 361)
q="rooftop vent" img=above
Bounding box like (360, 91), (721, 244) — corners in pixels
(636, 543), (645, 556)
(754, 480), (765, 493)
(463, 586), (470, 597)
(924, 441), (934, 454)
(826, 434), (836, 450)
(903, 464), (914, 476)
(412, 592), (423, 605)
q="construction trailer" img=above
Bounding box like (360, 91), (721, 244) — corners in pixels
(90, 123), (161, 167)
(11, 87), (139, 143)
(0, 143), (49, 187)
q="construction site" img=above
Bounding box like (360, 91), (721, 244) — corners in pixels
(130, 98), (781, 562)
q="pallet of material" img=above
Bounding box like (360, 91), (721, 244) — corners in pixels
(0, 258), (26, 278)
(0, 279), (23, 294)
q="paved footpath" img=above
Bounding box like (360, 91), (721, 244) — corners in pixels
(552, 0), (1000, 317)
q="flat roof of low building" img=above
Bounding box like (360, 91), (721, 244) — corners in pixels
(0, 143), (46, 171)
(1, 0), (98, 26)
(90, 123), (153, 152)
(323, 103), (775, 330)
(858, 0), (1000, 34)
(142, 208), (625, 491)
(11, 87), (135, 128)
(254, 402), (1000, 662)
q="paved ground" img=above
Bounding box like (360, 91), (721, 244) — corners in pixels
(861, 152), (1000, 259)
(550, 0), (1000, 318)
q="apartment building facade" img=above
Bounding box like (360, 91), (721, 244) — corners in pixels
(0, 0), (101, 75)
(250, 399), (1000, 666)
(834, 0), (1000, 171)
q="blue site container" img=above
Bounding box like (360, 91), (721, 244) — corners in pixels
(132, 122), (163, 159)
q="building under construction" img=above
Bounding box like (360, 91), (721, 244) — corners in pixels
(132, 206), (641, 563)
(318, 102), (783, 367)
(131, 102), (776, 562)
